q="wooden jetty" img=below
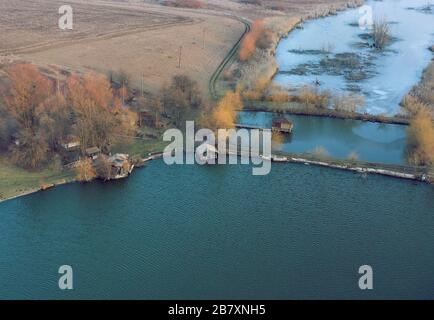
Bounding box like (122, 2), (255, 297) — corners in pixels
(234, 124), (271, 131)
(235, 118), (293, 134)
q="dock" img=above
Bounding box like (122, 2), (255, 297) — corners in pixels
(235, 118), (293, 134)
(234, 124), (271, 131)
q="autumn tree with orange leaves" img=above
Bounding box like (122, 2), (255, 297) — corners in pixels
(212, 90), (243, 129)
(407, 108), (434, 166)
(5, 63), (51, 130)
(75, 158), (97, 182)
(67, 73), (137, 152)
(4, 63), (53, 168)
(239, 20), (273, 61)
(0, 63), (138, 169)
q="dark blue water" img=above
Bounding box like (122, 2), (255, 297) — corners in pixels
(1, 160), (433, 299)
(238, 111), (407, 164)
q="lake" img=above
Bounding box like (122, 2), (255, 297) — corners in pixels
(0, 160), (434, 299)
(238, 111), (407, 164)
(1, 0), (433, 300)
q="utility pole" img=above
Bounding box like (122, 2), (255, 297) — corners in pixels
(141, 72), (144, 97)
(122, 80), (125, 106)
(56, 70), (60, 95)
(178, 46), (182, 69)
(202, 28), (206, 49)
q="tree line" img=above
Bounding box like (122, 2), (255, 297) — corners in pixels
(0, 63), (137, 169)
(0, 63), (217, 171)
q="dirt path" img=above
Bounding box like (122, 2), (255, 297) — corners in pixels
(209, 15), (251, 100)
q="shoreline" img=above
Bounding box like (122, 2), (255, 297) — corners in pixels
(227, 0), (364, 94)
(271, 154), (433, 184)
(0, 178), (76, 205)
(242, 104), (411, 125)
(3, 0), (434, 204)
(1, 148), (432, 204)
(0, 153), (165, 204)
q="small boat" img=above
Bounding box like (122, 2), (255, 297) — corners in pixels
(40, 183), (55, 191)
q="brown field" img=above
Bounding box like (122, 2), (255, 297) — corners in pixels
(0, 0), (245, 95)
(0, 0), (359, 96)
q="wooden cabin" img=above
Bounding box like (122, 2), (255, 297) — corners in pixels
(108, 153), (133, 179)
(85, 147), (101, 160)
(61, 135), (80, 151)
(272, 118), (293, 134)
(137, 108), (154, 127)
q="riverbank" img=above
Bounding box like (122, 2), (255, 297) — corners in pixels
(0, 138), (168, 203)
(402, 53), (434, 117)
(183, 148), (433, 184)
(242, 101), (411, 125)
(2, 142), (433, 204)
(0, 158), (76, 203)
(270, 153), (433, 184)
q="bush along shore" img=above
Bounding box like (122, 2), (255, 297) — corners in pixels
(219, 0), (364, 95)
(0, 150), (164, 204)
(2, 142), (433, 205)
(242, 100), (412, 125)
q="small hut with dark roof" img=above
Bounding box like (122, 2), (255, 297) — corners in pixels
(272, 118), (293, 134)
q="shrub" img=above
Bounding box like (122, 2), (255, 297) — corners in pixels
(401, 94), (428, 117)
(11, 129), (49, 169)
(347, 151), (359, 161)
(406, 63), (434, 116)
(75, 158), (96, 182)
(297, 86), (330, 109)
(243, 90), (263, 101)
(310, 146), (329, 159)
(406, 108), (434, 166)
(332, 92), (365, 113)
(266, 85), (293, 103)
(95, 154), (112, 181)
(239, 20), (273, 61)
(372, 18), (390, 50)
(256, 29), (273, 50)
(212, 91), (243, 129)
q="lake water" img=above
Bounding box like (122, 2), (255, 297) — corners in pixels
(274, 0), (434, 115)
(1, 0), (434, 300)
(1, 160), (434, 299)
(238, 111), (407, 164)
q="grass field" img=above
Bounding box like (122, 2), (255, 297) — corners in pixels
(0, 158), (75, 201)
(0, 0), (245, 95)
(0, 136), (168, 202)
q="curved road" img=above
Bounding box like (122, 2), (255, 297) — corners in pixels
(209, 16), (251, 100)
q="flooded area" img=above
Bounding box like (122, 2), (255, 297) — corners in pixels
(274, 0), (434, 115)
